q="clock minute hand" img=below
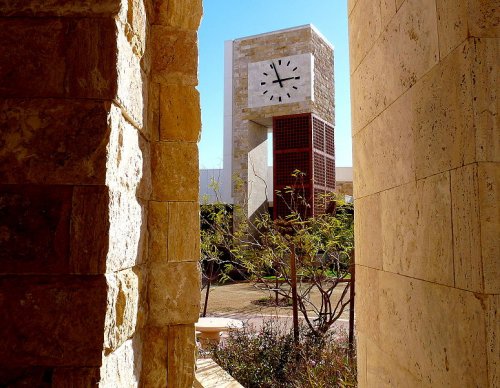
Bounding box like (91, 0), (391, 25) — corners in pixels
(271, 61), (283, 87)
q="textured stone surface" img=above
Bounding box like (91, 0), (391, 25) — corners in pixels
(160, 85), (201, 142)
(351, 0), (439, 133)
(357, 266), (489, 387)
(0, 185), (72, 274)
(141, 326), (168, 387)
(414, 39), (475, 179)
(52, 368), (101, 387)
(148, 261), (200, 326)
(0, 275), (106, 366)
(151, 26), (198, 85)
(479, 162), (500, 294)
(69, 185), (110, 274)
(168, 201), (200, 262)
(0, 0), (120, 16)
(451, 164), (483, 292)
(103, 269), (141, 354)
(148, 201), (168, 264)
(381, 173), (454, 286)
(0, 99), (109, 185)
(354, 193), (382, 269)
(468, 0), (500, 38)
(167, 324), (196, 388)
(100, 338), (142, 388)
(473, 38), (499, 163)
(436, 0), (468, 58)
(150, 0), (203, 30)
(486, 294), (499, 388)
(151, 141), (199, 201)
(0, 18), (118, 99)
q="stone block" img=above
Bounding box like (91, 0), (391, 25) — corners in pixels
(486, 294), (499, 388)
(149, 201), (168, 264)
(350, 0), (439, 133)
(380, 0), (397, 29)
(376, 271), (489, 387)
(167, 324), (196, 388)
(436, 0), (468, 58)
(150, 0), (203, 30)
(115, 22), (144, 128)
(160, 85), (201, 142)
(103, 268), (141, 354)
(468, 0), (500, 38)
(414, 39), (475, 179)
(0, 19), (66, 98)
(353, 88), (416, 197)
(451, 164), (483, 292)
(348, 0), (382, 73)
(148, 261), (200, 326)
(354, 265), (380, 343)
(473, 38), (499, 163)
(70, 185), (110, 274)
(381, 173), (454, 287)
(354, 194), (383, 270)
(0, 1), (120, 16)
(100, 337), (142, 387)
(64, 18), (118, 99)
(0, 185), (72, 274)
(151, 141), (199, 201)
(147, 82), (161, 141)
(479, 162), (500, 294)
(0, 17), (117, 99)
(0, 275), (106, 366)
(117, 0), (147, 57)
(151, 26), (198, 85)
(141, 326), (168, 387)
(0, 99), (109, 185)
(168, 201), (200, 262)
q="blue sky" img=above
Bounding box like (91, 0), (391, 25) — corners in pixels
(198, 0), (352, 168)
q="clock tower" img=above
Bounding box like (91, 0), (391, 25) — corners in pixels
(224, 25), (334, 220)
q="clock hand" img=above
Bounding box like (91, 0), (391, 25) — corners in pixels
(271, 61), (283, 88)
(272, 76), (298, 83)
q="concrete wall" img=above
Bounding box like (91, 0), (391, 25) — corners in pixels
(349, 0), (498, 386)
(0, 0), (202, 386)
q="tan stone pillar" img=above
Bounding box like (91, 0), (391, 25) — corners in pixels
(142, 0), (203, 386)
(349, 0), (498, 386)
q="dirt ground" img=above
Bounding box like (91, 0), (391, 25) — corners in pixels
(201, 281), (352, 330)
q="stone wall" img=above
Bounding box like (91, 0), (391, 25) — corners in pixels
(0, 0), (202, 386)
(231, 25), (334, 217)
(349, 0), (498, 386)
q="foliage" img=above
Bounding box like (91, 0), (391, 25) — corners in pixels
(207, 320), (357, 388)
(200, 173), (355, 336)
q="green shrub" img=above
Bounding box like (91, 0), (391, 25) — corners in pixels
(207, 320), (357, 388)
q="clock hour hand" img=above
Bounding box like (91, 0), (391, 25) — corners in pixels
(271, 61), (283, 88)
(272, 76), (298, 83)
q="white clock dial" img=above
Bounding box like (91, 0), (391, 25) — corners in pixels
(248, 53), (314, 108)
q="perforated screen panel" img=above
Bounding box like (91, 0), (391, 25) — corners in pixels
(273, 114), (335, 219)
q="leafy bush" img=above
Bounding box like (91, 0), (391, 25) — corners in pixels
(207, 320), (357, 388)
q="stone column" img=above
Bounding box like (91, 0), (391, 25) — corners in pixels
(142, 0), (202, 386)
(349, 0), (498, 386)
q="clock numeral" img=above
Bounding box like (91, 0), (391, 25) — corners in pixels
(270, 95), (274, 101)
(263, 72), (268, 76)
(278, 60), (281, 65)
(295, 76), (301, 80)
(287, 61), (290, 66)
(270, 64), (273, 69)
(263, 90), (268, 94)
(279, 96), (282, 102)
(293, 86), (298, 90)
(261, 82), (266, 85)
(287, 93), (291, 98)
(293, 67), (297, 71)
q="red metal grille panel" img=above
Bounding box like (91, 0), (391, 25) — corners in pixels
(273, 114), (335, 220)
(274, 114), (311, 150)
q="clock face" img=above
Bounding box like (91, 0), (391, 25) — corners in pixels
(248, 53), (313, 108)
